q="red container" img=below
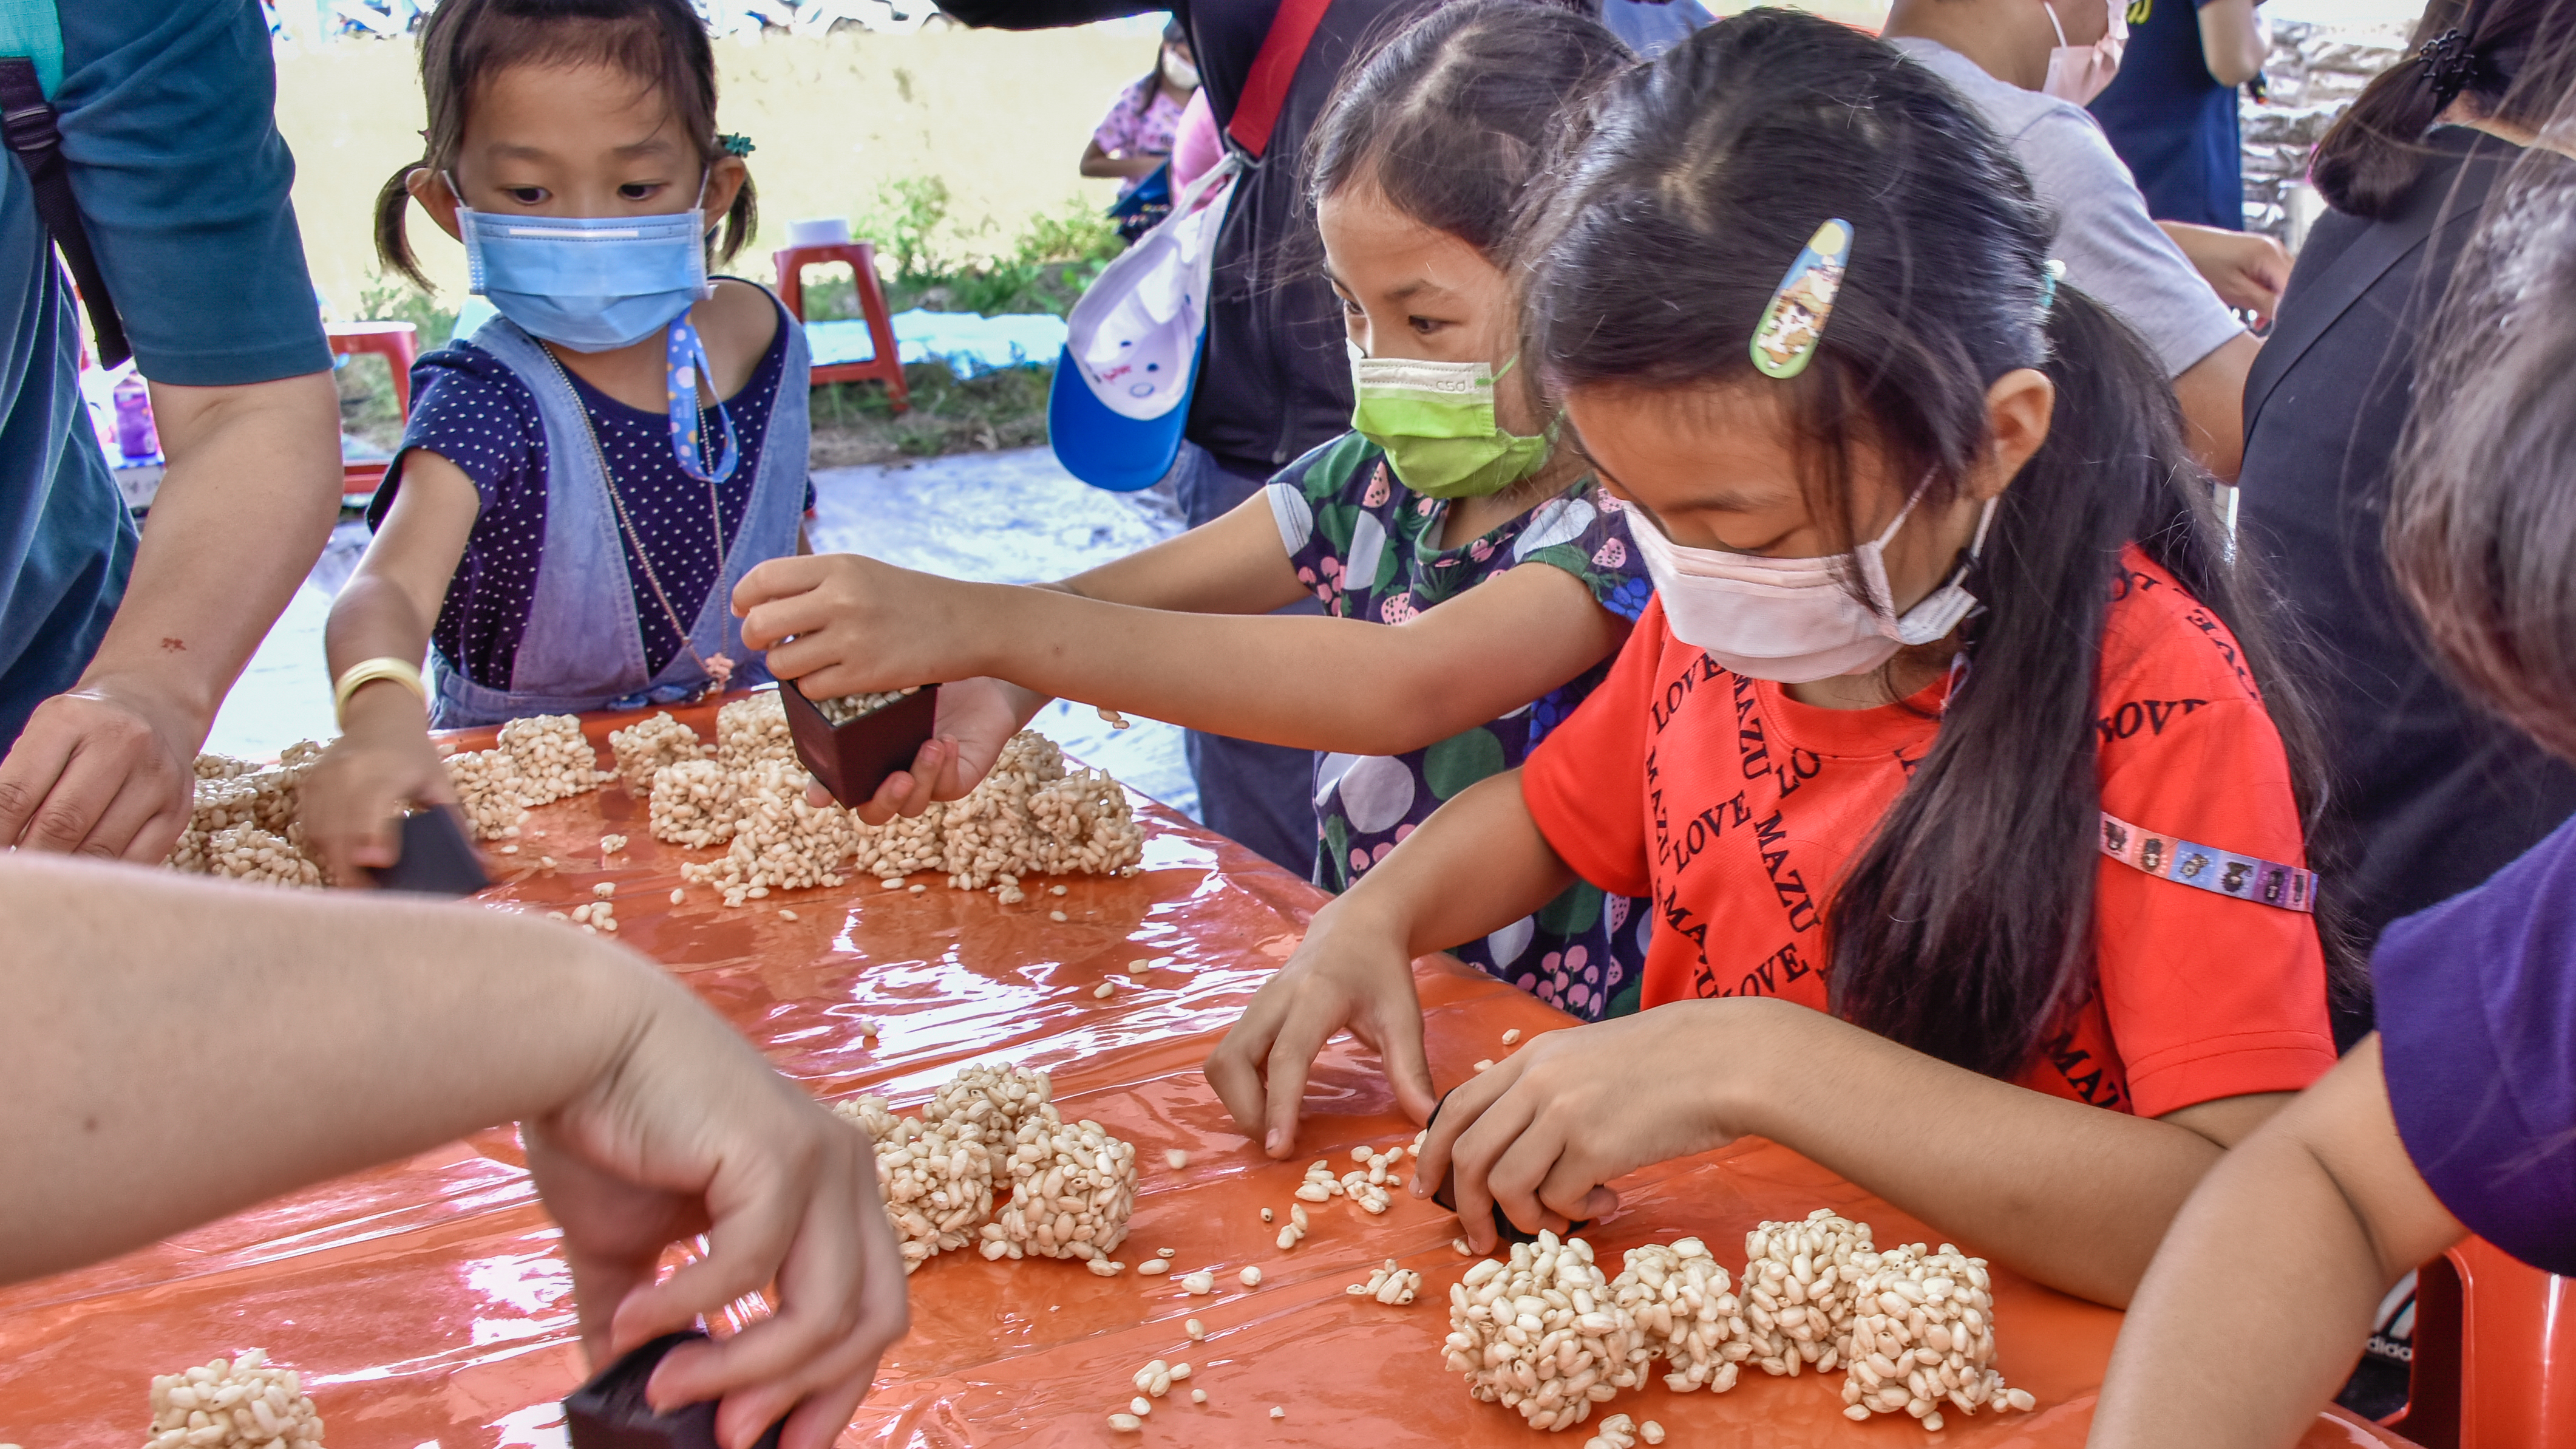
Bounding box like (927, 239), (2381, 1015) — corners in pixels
(778, 680), (938, 808)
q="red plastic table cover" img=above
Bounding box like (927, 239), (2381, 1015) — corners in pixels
(0, 701), (2408, 1449)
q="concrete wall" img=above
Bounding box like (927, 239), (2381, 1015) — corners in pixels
(274, 26), (1147, 306)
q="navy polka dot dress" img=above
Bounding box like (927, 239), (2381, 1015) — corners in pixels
(371, 302), (812, 686)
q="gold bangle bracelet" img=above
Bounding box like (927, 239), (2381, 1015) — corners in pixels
(333, 656), (429, 728)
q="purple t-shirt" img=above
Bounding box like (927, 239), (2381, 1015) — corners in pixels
(2377, 813), (2576, 1275)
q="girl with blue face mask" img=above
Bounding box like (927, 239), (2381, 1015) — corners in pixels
(302, 0), (810, 882)
(1220, 12), (2356, 1314)
(730, 1), (1658, 1023)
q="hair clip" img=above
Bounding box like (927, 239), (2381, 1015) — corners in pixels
(2418, 28), (2482, 106)
(717, 132), (756, 157)
(1750, 218), (1850, 380)
(2038, 258), (2065, 318)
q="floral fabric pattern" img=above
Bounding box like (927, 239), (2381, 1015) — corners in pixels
(1091, 78), (1188, 197)
(1264, 432), (1656, 1020)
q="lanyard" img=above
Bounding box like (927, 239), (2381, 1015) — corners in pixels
(666, 315), (741, 484)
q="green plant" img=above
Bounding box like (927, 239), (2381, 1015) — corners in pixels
(1013, 197), (1121, 270)
(862, 176), (958, 284)
(353, 277), (460, 350)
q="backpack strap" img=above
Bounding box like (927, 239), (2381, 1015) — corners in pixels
(2098, 810), (2319, 914)
(0, 2), (131, 369)
(1225, 0), (1334, 161)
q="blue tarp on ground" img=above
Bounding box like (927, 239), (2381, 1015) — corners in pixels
(806, 310), (1068, 381)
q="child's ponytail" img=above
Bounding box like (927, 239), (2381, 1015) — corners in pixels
(375, 163), (439, 292)
(2314, 0), (2576, 220)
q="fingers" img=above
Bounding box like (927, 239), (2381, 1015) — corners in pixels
(1484, 1106), (1581, 1238)
(851, 740), (948, 826)
(1368, 1001), (1441, 1127)
(613, 1164), (809, 1359)
(1205, 1003), (1283, 1149)
(85, 768), (189, 864)
(0, 723), (108, 853)
(730, 554), (834, 622)
(1259, 1023), (1322, 1159)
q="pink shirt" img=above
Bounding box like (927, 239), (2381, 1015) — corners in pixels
(1092, 77), (1188, 196)
(1171, 88), (1221, 191)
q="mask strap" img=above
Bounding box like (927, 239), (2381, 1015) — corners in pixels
(1867, 471), (1939, 550)
(666, 315), (740, 485)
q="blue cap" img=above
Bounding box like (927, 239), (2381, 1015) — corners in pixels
(1047, 340), (1201, 493)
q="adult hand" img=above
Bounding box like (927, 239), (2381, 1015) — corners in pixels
(1411, 1001), (1737, 1253)
(299, 686), (460, 882)
(1205, 896), (1440, 1158)
(0, 676), (199, 862)
(828, 676), (1036, 823)
(528, 972), (910, 1449)
(2159, 222), (2292, 325)
(734, 554), (985, 704)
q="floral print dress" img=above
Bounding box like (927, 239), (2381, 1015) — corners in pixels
(1264, 432), (1657, 1020)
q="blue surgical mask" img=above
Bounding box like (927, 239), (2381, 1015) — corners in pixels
(454, 175), (712, 353)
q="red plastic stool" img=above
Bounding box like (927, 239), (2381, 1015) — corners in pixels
(772, 241), (909, 414)
(328, 319), (420, 502)
(2399, 1238), (2576, 1447)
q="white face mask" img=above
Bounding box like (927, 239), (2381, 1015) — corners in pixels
(1164, 50), (1200, 91)
(1623, 480), (1997, 684)
(2042, 0), (2127, 106)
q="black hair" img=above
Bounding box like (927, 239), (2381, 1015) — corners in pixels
(1518, 10), (2345, 1079)
(1305, 0), (1633, 261)
(2391, 138), (2576, 760)
(2313, 0), (2576, 219)
(373, 0), (756, 291)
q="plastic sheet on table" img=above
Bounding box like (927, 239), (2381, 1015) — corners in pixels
(0, 698), (2410, 1449)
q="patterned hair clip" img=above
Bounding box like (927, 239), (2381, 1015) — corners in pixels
(717, 132), (756, 157)
(1750, 219), (1851, 380)
(2037, 258), (2065, 319)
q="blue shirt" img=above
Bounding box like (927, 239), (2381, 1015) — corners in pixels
(2088, 0), (2245, 230)
(0, 0), (330, 745)
(373, 297), (810, 687)
(2376, 814), (2576, 1277)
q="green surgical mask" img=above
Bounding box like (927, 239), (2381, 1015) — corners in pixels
(1348, 350), (1552, 499)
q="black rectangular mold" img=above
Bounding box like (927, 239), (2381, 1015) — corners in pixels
(564, 1332), (781, 1449)
(778, 680), (939, 808)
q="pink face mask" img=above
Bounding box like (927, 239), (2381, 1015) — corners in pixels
(2042, 0), (2128, 106)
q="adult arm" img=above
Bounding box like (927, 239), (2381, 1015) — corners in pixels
(0, 373), (341, 861)
(936, 0), (1158, 29)
(0, 853), (908, 1449)
(738, 495), (1631, 756)
(2198, 0), (2270, 90)
(2087, 1038), (2461, 1448)
(299, 452), (483, 881)
(2175, 331), (2260, 483)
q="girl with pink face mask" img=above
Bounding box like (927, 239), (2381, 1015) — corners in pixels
(1210, 11), (2350, 1312)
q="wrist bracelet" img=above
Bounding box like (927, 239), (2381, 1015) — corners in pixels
(333, 656), (429, 728)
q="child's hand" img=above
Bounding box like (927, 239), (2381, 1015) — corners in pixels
(818, 677), (1036, 824)
(301, 690), (459, 884)
(1409, 1001), (1739, 1253)
(1205, 896), (1440, 1157)
(733, 554), (975, 700)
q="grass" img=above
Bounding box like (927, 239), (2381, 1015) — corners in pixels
(329, 179), (1118, 468)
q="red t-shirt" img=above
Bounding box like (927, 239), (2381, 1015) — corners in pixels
(1521, 544), (2334, 1118)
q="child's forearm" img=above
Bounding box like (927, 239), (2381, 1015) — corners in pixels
(1337, 771), (1579, 958)
(2087, 1040), (2463, 1448)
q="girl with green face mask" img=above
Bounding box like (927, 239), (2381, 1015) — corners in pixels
(732, 0), (1659, 1031)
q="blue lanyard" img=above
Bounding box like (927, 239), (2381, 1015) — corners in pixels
(665, 315), (740, 484)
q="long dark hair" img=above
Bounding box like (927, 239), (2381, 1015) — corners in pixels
(2391, 138), (2576, 760)
(2312, 0), (2576, 219)
(373, 0), (756, 291)
(1305, 0), (1631, 261)
(1518, 10), (2341, 1079)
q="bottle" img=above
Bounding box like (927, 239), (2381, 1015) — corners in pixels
(112, 372), (158, 465)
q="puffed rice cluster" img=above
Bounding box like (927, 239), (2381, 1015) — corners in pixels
(828, 1062), (1137, 1275)
(1443, 1216), (2039, 1433)
(168, 746), (326, 886)
(607, 709), (707, 793)
(441, 714), (606, 839)
(1443, 1231), (1651, 1433)
(813, 686), (920, 726)
(833, 1091), (996, 1273)
(849, 730), (1144, 893)
(1833, 1242), (2035, 1429)
(677, 754), (858, 905)
(144, 1349), (323, 1449)
(1611, 1237), (1748, 1393)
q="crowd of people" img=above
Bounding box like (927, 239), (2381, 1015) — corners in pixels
(4, 1), (2574, 1447)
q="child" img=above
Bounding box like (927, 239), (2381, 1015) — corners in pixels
(1212, 10), (2345, 1308)
(2088, 120), (2576, 1449)
(304, 0), (811, 880)
(733, 1), (1656, 1025)
(1081, 19), (1197, 198)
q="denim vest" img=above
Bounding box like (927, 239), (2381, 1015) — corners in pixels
(430, 308), (809, 729)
